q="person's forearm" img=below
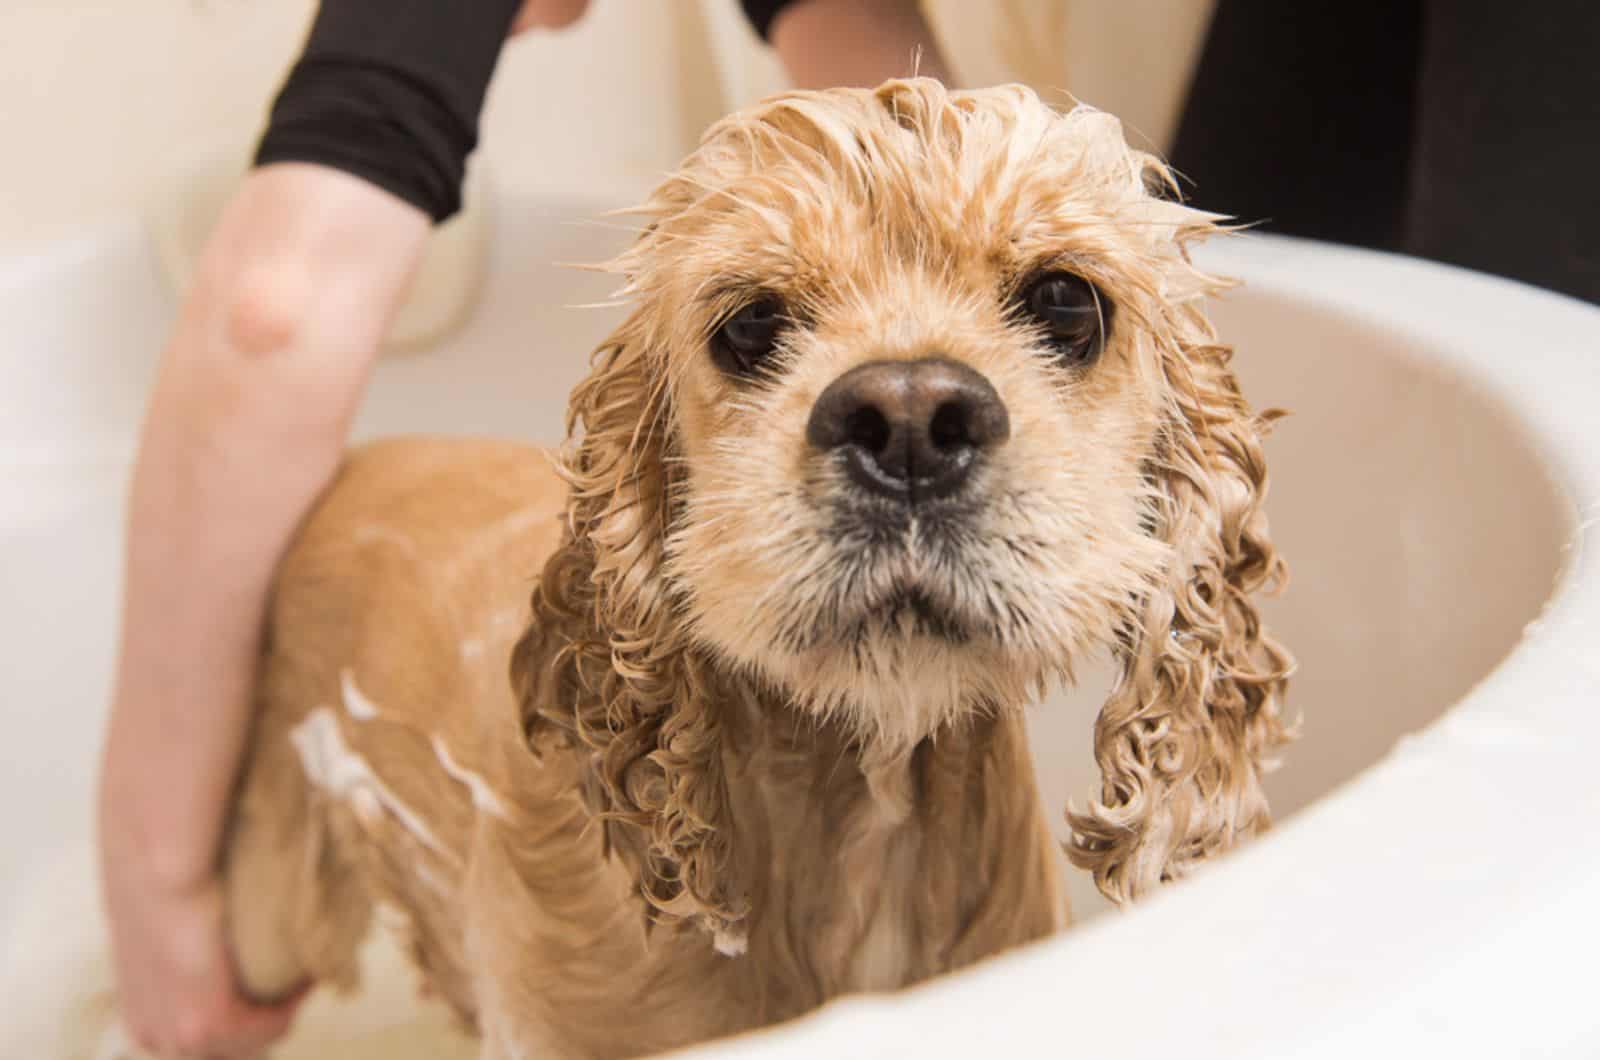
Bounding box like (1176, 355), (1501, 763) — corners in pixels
(99, 164), (430, 894)
(771, 0), (952, 90)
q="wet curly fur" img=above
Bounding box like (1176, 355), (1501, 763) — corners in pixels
(516, 78), (1292, 930)
(222, 79), (1292, 1058)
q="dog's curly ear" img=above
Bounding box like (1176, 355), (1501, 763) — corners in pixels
(1066, 281), (1295, 905)
(510, 311), (747, 947)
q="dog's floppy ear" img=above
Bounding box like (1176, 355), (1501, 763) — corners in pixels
(510, 309), (747, 949)
(1066, 196), (1295, 904)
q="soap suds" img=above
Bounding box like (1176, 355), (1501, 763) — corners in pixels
(350, 786), (384, 828)
(291, 708), (459, 868)
(341, 669), (381, 721)
(431, 734), (510, 819)
(711, 924), (748, 958)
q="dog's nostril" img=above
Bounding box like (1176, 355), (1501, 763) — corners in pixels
(845, 405), (892, 454)
(929, 400), (971, 452)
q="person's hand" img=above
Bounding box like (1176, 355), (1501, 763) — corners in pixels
(103, 845), (306, 1058)
(511, 0), (591, 34)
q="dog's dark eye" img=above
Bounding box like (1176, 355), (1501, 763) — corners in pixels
(711, 296), (789, 377)
(1018, 271), (1111, 364)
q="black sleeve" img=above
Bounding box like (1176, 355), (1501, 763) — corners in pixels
(253, 0), (524, 223)
(740, 0), (804, 42)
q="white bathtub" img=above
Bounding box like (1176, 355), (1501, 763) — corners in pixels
(3, 198), (1597, 1058)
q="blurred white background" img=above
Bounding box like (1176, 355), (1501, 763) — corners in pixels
(0, 0), (1216, 252)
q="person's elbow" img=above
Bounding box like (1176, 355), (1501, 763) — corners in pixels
(220, 258), (315, 361)
(167, 257), (381, 458)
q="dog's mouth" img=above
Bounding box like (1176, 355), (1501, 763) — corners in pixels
(776, 558), (996, 654)
(817, 501), (1000, 643)
(774, 583), (972, 655)
(755, 490), (1026, 655)
(850, 583), (971, 643)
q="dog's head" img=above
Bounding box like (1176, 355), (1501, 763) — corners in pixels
(517, 80), (1291, 932)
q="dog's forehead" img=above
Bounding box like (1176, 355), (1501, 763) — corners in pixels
(640, 83), (1173, 287)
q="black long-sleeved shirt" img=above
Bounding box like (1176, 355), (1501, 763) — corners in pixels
(255, 0), (798, 222)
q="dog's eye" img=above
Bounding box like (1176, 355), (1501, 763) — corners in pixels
(712, 296), (789, 377)
(1018, 271), (1111, 364)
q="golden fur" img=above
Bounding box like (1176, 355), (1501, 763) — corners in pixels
(222, 79), (1292, 1058)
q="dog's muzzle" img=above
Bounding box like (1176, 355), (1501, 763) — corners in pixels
(806, 357), (1010, 504)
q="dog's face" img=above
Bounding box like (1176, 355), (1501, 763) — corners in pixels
(604, 82), (1222, 752)
(542, 81), (1290, 913)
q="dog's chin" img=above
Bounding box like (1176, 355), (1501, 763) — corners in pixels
(730, 578), (1054, 753)
(758, 632), (1039, 755)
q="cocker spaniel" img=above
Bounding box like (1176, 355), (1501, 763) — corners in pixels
(222, 79), (1293, 1059)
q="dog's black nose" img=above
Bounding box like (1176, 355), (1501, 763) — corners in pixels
(806, 357), (1010, 503)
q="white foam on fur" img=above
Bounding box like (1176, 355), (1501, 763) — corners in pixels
(712, 925), (748, 958)
(340, 669), (382, 721)
(291, 708), (458, 867)
(430, 733), (510, 820)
